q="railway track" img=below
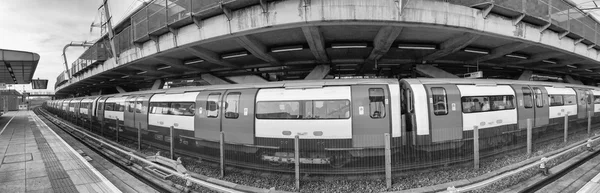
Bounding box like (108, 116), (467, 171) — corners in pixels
(35, 108), (244, 193)
(41, 108), (598, 176)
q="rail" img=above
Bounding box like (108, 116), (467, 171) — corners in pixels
(37, 108), (244, 193)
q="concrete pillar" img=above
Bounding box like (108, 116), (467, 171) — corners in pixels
(200, 74), (230, 85)
(563, 75), (583, 85)
(226, 75), (268, 84)
(517, 70), (533, 81)
(415, 64), (459, 78)
(151, 79), (165, 90)
(304, 65), (331, 80)
(116, 86), (126, 93)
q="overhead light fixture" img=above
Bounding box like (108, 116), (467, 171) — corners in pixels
(222, 51), (248, 59)
(542, 60), (556, 64)
(100, 81), (105, 84)
(332, 43), (368, 49)
(109, 79), (116, 81)
(397, 43), (437, 50)
(585, 69), (594, 72)
(271, 45), (304, 53)
(157, 66), (172, 70)
(121, 75), (130, 78)
(566, 64), (577, 68)
(464, 48), (489, 55)
(184, 59), (204, 65)
(505, 54), (528, 59)
(137, 71), (147, 75)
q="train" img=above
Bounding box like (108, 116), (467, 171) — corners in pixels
(43, 78), (600, 168)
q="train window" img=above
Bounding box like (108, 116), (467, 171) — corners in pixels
(549, 95), (564, 106)
(533, 88), (544, 108)
(128, 101), (135, 112)
(595, 96), (600, 104)
(207, 93), (221, 118)
(431, 87), (447, 116)
(564, 95), (577, 105)
(306, 100), (350, 119)
(105, 103), (114, 111)
(225, 93), (241, 119)
(522, 88), (533, 108)
(369, 88), (386, 119)
(135, 101), (143, 113)
(461, 95), (515, 113)
(256, 101), (300, 119)
(118, 102), (126, 112)
(588, 93), (593, 105)
(150, 102), (168, 114)
(169, 102), (195, 116)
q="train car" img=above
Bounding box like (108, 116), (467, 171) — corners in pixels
(44, 78), (600, 169)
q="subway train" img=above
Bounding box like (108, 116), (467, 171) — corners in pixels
(43, 78), (600, 168)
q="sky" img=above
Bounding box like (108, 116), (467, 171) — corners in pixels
(0, 0), (144, 92)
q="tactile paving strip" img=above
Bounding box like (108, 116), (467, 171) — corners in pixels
(31, 124), (79, 193)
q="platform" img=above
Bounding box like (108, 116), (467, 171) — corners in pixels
(0, 111), (121, 193)
(577, 166), (600, 193)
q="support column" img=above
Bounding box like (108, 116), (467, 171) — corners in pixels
(226, 75), (268, 84)
(415, 65), (459, 78)
(115, 86), (126, 93)
(150, 79), (165, 90)
(200, 74), (231, 85)
(563, 75), (583, 85)
(304, 65), (331, 80)
(517, 70), (533, 81)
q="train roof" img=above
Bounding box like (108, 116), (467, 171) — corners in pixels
(404, 78), (600, 91)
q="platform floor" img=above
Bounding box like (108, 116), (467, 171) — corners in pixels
(0, 111), (121, 193)
(577, 165), (600, 193)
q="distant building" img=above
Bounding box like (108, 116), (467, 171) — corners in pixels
(0, 90), (24, 112)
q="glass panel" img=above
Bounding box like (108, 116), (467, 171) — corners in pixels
(525, 0), (549, 20)
(494, 0), (522, 11)
(225, 93), (240, 119)
(256, 101), (300, 119)
(207, 93), (221, 118)
(431, 87), (448, 116)
(132, 7), (148, 41)
(490, 95), (514, 110)
(564, 95), (577, 105)
(594, 96), (600, 104)
(168, 0), (191, 24)
(534, 88), (544, 107)
(148, 0), (167, 33)
(169, 102), (195, 116)
(191, 0), (221, 14)
(128, 101), (135, 112)
(522, 87), (533, 108)
(549, 95), (564, 106)
(369, 88), (386, 118)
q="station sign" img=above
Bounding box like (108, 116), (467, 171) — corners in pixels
(31, 79), (48, 89)
(464, 71), (483, 79)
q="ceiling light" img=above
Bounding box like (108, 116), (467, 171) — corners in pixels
(222, 51), (248, 59)
(585, 69), (594, 72)
(109, 79), (116, 81)
(542, 60), (556, 64)
(464, 48), (489, 55)
(121, 75), (130, 78)
(397, 43), (437, 50)
(332, 43), (368, 49)
(271, 45), (304, 53)
(566, 64), (577, 68)
(157, 66), (172, 70)
(505, 54), (528, 59)
(136, 71), (147, 75)
(184, 59), (204, 65)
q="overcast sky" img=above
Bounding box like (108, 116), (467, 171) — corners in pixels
(0, 0), (144, 92)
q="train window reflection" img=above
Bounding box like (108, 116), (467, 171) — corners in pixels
(256, 100), (349, 119)
(170, 103), (195, 116)
(564, 95), (577, 105)
(461, 95), (515, 113)
(207, 93), (221, 118)
(549, 95), (564, 106)
(534, 88), (543, 108)
(369, 88), (386, 119)
(431, 87), (447, 116)
(522, 87), (533, 108)
(225, 93), (240, 119)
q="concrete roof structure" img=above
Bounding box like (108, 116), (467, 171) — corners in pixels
(54, 0), (600, 97)
(1, 49), (40, 84)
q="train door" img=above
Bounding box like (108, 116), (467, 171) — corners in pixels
(124, 96), (137, 129)
(532, 86), (549, 127)
(96, 97), (108, 123)
(351, 85), (391, 147)
(424, 85), (462, 143)
(587, 90), (595, 117)
(511, 85), (535, 129)
(575, 89), (591, 119)
(195, 90), (226, 142)
(221, 89), (258, 144)
(134, 94), (152, 130)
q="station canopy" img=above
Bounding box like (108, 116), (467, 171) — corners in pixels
(0, 49), (40, 84)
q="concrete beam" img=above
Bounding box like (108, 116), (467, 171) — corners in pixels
(152, 56), (207, 72)
(116, 86), (127, 93)
(185, 46), (241, 68)
(360, 26), (404, 72)
(563, 75), (583, 85)
(423, 33), (480, 61)
(236, 36), (282, 65)
(415, 64), (459, 78)
(226, 75), (268, 84)
(468, 42), (530, 63)
(507, 52), (563, 65)
(517, 70), (533, 81)
(302, 26), (329, 63)
(304, 65), (331, 80)
(201, 74), (231, 85)
(151, 79), (165, 90)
